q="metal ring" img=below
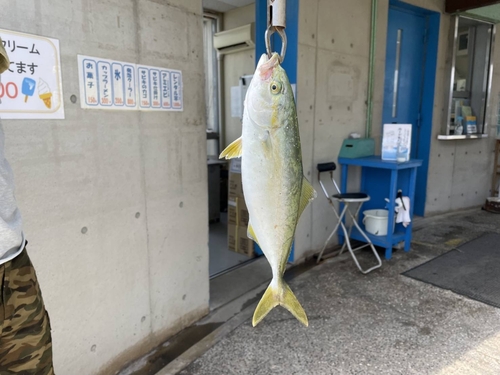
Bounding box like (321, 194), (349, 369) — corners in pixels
(265, 26), (274, 59)
(276, 27), (287, 62)
(265, 26), (287, 63)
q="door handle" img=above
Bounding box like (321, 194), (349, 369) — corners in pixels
(392, 29), (402, 118)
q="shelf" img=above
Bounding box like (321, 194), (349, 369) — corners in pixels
(206, 132), (220, 140)
(437, 134), (488, 140)
(207, 157), (228, 166)
(339, 227), (406, 249)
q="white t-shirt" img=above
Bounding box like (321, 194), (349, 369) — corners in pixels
(0, 120), (24, 264)
(0, 40), (25, 264)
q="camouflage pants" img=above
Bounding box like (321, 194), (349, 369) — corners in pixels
(0, 248), (54, 375)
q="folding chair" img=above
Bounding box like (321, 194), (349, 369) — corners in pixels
(316, 162), (382, 274)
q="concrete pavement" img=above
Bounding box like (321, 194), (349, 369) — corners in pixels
(176, 208), (500, 375)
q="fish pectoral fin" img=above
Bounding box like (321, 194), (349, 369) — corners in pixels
(298, 177), (317, 219)
(219, 137), (242, 159)
(252, 279), (308, 327)
(247, 222), (260, 246)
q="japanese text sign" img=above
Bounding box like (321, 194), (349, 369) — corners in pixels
(0, 29), (65, 119)
(78, 55), (183, 112)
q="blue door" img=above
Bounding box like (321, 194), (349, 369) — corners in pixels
(383, 3), (438, 216)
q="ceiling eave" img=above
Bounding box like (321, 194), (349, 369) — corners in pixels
(446, 0), (500, 13)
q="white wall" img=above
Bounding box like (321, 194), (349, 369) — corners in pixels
(0, 1), (209, 374)
(221, 4), (256, 149)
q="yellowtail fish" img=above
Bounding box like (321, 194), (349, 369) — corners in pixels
(220, 53), (316, 327)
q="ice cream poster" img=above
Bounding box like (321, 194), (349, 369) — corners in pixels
(78, 55), (183, 112)
(0, 29), (64, 119)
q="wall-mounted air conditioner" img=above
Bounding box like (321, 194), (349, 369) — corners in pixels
(213, 23), (255, 55)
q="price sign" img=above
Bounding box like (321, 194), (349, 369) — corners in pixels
(0, 29), (65, 119)
(78, 55), (183, 112)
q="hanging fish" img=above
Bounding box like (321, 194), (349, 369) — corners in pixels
(220, 52), (316, 327)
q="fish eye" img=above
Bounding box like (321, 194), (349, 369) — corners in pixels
(270, 81), (282, 95)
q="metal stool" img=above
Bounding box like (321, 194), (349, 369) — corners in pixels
(316, 162), (382, 274)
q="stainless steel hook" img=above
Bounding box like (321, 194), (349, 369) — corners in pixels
(265, 26), (287, 63)
(266, 0), (287, 63)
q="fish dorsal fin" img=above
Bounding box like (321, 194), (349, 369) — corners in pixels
(219, 137), (242, 159)
(247, 221), (260, 246)
(298, 177), (317, 219)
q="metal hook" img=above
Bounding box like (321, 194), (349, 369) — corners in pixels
(265, 26), (287, 63)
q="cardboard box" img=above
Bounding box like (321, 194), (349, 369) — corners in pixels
(228, 223), (255, 257)
(227, 159), (253, 257)
(229, 158), (242, 174)
(228, 159), (244, 197)
(227, 196), (249, 226)
(228, 202), (237, 225)
(228, 174), (244, 198)
(239, 205), (249, 226)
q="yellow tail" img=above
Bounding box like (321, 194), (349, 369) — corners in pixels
(252, 278), (308, 327)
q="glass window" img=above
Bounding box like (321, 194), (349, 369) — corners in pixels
(203, 16), (219, 133)
(203, 15), (220, 157)
(446, 16), (495, 137)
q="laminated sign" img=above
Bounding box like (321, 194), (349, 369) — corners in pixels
(381, 123), (412, 162)
(78, 55), (183, 111)
(0, 29), (65, 119)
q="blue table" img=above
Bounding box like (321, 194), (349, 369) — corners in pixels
(338, 156), (422, 260)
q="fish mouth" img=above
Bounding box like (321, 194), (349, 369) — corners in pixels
(258, 53), (280, 81)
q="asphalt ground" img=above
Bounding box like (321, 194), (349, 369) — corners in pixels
(176, 208), (500, 375)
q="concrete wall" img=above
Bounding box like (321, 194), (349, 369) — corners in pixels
(221, 4), (255, 149)
(296, 0), (376, 254)
(425, 2), (500, 214)
(0, 1), (209, 374)
(296, 0), (500, 257)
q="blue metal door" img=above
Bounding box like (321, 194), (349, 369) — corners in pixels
(383, 3), (435, 216)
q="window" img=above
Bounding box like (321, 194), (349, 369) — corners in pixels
(442, 16), (495, 139)
(203, 15), (220, 156)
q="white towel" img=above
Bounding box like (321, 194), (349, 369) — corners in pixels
(395, 196), (411, 227)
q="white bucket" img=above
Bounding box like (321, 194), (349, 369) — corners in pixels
(363, 209), (394, 236)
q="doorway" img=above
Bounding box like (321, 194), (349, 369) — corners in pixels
(382, 1), (440, 216)
(203, 13), (257, 278)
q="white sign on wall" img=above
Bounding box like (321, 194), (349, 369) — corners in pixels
(0, 29), (65, 119)
(78, 55), (183, 112)
(79, 55), (138, 110)
(171, 70), (183, 111)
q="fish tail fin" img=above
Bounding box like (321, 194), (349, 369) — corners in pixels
(252, 278), (308, 327)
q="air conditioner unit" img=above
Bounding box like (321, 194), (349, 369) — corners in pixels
(214, 23), (255, 55)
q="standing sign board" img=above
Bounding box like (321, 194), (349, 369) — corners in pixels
(382, 123), (412, 162)
(0, 29), (65, 119)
